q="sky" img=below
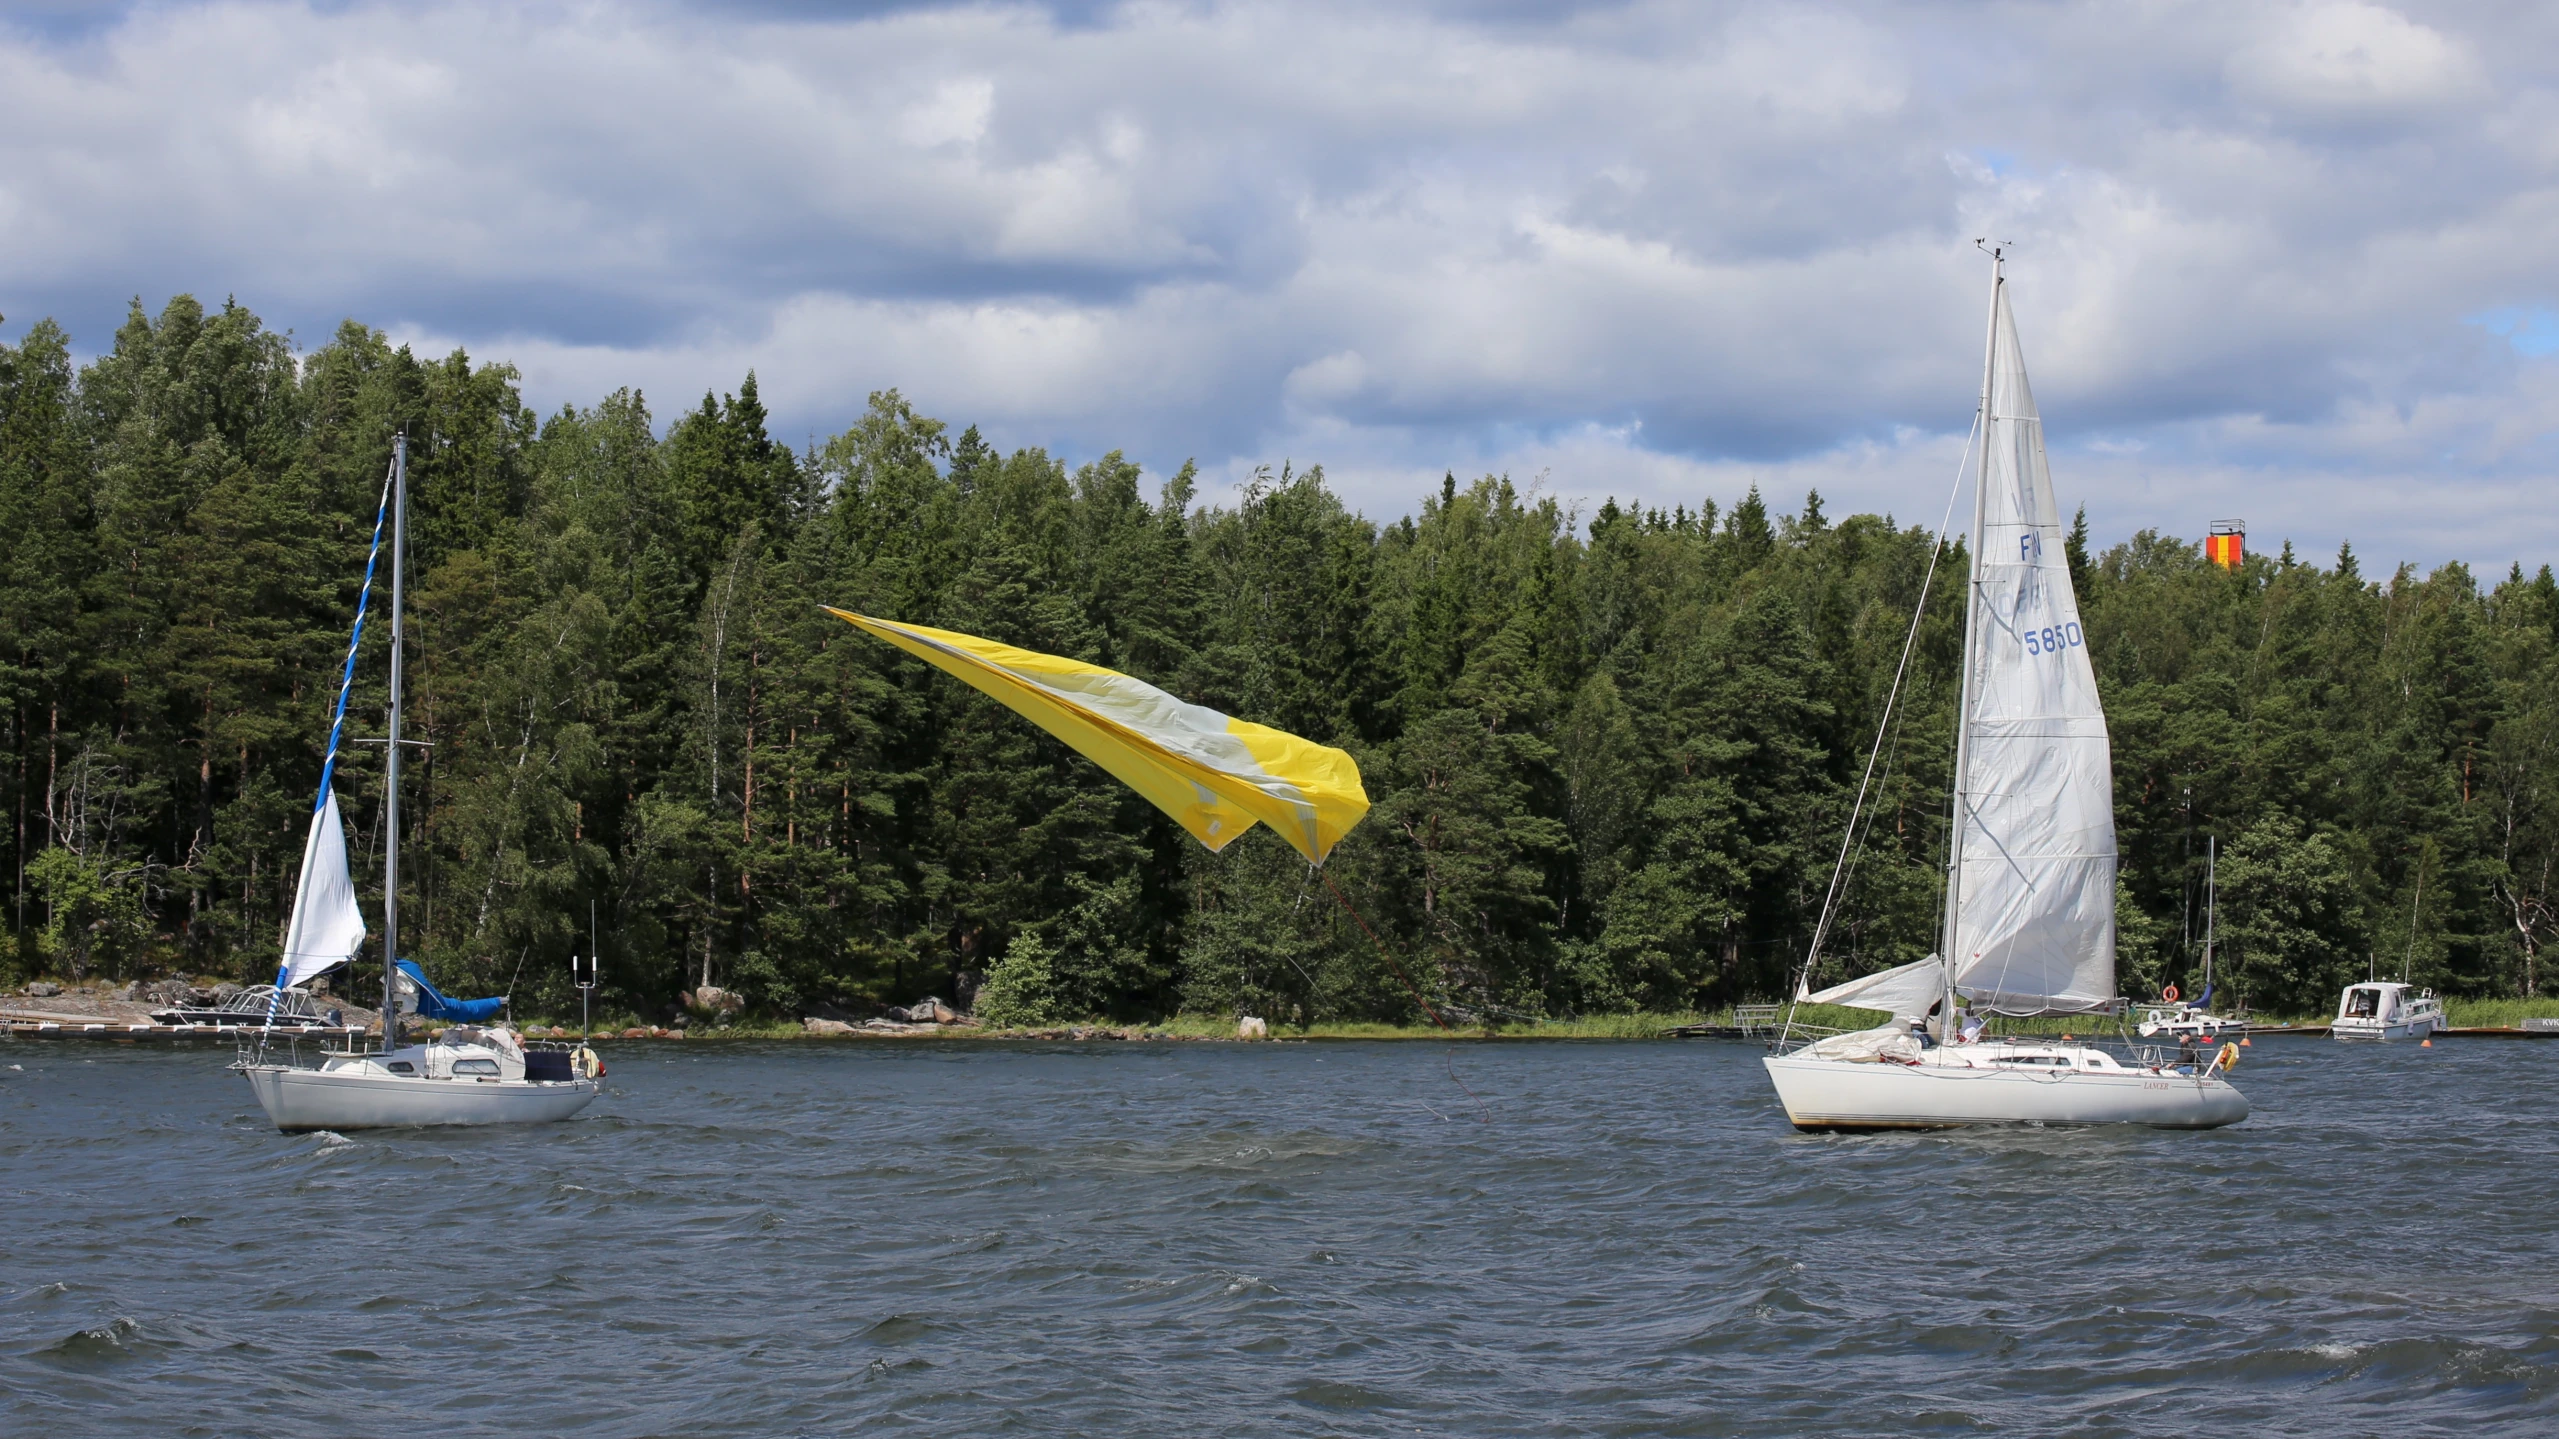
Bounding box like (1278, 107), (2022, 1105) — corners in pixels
(2, 0), (2555, 570)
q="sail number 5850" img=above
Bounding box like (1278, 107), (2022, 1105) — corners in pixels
(2023, 623), (2084, 656)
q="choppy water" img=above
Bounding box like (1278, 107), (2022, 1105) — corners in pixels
(3, 1033), (2554, 1436)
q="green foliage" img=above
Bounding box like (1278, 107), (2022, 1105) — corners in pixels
(1, 298), (2555, 1024)
(973, 930), (1066, 1028)
(2215, 816), (2360, 1004)
(27, 846), (151, 981)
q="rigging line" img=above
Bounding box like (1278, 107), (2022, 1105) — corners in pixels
(1788, 410), (1980, 1021)
(1313, 868), (1489, 1124)
(1819, 654), (1922, 974)
(1957, 791), (2041, 894)
(1319, 867), (1453, 1033)
(1443, 1043), (1490, 1126)
(313, 456), (399, 813)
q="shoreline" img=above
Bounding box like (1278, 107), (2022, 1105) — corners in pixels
(15, 989), (2559, 1046)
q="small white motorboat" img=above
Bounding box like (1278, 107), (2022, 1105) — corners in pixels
(2134, 1002), (2239, 1042)
(2332, 982), (2446, 1041)
(153, 983), (344, 1030)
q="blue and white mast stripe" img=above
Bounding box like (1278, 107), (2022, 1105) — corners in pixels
(267, 460), (395, 1002)
(312, 462), (396, 820)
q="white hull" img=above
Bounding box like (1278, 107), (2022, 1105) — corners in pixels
(244, 1063), (598, 1132)
(2331, 1017), (2444, 1041)
(1763, 1051), (2246, 1131)
(2331, 982), (2446, 1041)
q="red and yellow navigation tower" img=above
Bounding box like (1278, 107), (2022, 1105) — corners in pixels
(2206, 520), (2245, 570)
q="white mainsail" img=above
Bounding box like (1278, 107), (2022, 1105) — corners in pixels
(1946, 278), (2117, 1015)
(278, 788), (366, 987)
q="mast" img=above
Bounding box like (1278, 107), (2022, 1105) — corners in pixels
(2202, 835), (2216, 999)
(382, 431), (407, 1051)
(1939, 245), (2002, 1027)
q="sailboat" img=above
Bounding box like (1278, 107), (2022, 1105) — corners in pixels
(237, 434), (600, 1133)
(2137, 835), (2241, 1041)
(1763, 248), (2246, 1131)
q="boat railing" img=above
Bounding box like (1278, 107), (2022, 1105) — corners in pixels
(233, 1028), (325, 1070)
(1733, 1004), (1784, 1034)
(1769, 1021), (1850, 1053)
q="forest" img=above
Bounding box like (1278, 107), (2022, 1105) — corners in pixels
(1, 296), (2554, 1024)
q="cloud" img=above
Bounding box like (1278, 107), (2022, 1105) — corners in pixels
(1, 0), (2556, 570)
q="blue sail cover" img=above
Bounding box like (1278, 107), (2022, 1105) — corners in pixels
(396, 960), (506, 1023)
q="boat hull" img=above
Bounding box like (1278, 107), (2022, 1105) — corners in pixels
(2331, 1017), (2444, 1041)
(244, 1064), (598, 1132)
(1763, 1054), (2247, 1131)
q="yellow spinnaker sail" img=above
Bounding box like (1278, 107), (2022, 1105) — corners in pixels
(825, 609), (1370, 864)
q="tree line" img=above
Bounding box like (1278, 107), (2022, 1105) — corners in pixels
(1, 296), (2553, 1023)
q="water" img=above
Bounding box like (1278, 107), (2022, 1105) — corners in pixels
(3, 1034), (2554, 1436)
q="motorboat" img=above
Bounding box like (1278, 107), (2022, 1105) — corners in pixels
(236, 433), (598, 1131)
(2332, 981), (2446, 1041)
(2134, 1002), (2238, 1042)
(152, 984), (342, 1030)
(1764, 247), (2243, 1131)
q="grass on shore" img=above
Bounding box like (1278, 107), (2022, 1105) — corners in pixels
(2442, 997), (2559, 1028)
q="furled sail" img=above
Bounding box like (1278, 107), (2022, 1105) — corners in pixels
(1947, 279), (2117, 1015)
(393, 960), (505, 1023)
(826, 610), (1370, 864)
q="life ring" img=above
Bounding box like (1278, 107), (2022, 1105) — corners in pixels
(2163, 983), (2181, 1003)
(2213, 1041), (2239, 1073)
(573, 1045), (606, 1080)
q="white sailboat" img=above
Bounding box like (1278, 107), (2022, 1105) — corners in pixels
(2136, 835), (2243, 1040)
(1764, 248), (2245, 1131)
(239, 434), (600, 1132)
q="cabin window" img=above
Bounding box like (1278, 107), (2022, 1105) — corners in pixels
(388, 1061), (416, 1075)
(453, 1058), (501, 1077)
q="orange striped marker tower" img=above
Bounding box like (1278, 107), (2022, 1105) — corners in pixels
(2206, 520), (2246, 569)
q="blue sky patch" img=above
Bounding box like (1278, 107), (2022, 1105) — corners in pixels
(2469, 307), (2559, 358)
